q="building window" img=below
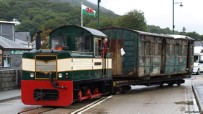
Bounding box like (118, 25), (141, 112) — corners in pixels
(3, 55), (11, 67)
(2, 51), (11, 67)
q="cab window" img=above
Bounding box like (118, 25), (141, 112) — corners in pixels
(51, 37), (65, 50)
(75, 36), (91, 52)
(94, 38), (101, 57)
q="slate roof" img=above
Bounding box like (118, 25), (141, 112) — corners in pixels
(0, 36), (31, 50)
(0, 21), (16, 24)
(15, 32), (31, 42)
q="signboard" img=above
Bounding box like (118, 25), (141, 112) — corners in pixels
(11, 50), (27, 54)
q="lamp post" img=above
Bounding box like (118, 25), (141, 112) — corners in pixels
(172, 0), (183, 34)
(97, 0), (101, 29)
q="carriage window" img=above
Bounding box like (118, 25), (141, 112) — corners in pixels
(175, 44), (179, 56)
(171, 44), (174, 56)
(190, 44), (193, 56)
(179, 45), (182, 56)
(145, 42), (150, 55)
(140, 42), (145, 56)
(155, 43), (161, 56)
(151, 42), (155, 55)
(166, 44), (170, 56)
(183, 45), (187, 56)
(158, 43), (162, 55)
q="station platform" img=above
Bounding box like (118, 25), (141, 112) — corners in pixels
(0, 89), (20, 102)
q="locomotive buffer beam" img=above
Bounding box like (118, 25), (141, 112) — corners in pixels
(49, 73), (67, 89)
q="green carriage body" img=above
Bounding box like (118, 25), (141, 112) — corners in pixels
(101, 27), (194, 87)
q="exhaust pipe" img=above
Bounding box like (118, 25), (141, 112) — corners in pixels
(36, 31), (42, 50)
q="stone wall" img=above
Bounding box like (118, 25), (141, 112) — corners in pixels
(0, 69), (21, 91)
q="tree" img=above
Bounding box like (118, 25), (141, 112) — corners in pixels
(115, 10), (147, 31)
(86, 16), (115, 29)
(186, 32), (203, 40)
(16, 20), (39, 37)
(147, 25), (161, 33)
(40, 29), (52, 49)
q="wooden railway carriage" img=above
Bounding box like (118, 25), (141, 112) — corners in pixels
(101, 27), (194, 92)
(21, 25), (112, 106)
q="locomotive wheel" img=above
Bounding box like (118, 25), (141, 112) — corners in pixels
(78, 90), (83, 102)
(94, 88), (99, 94)
(85, 88), (92, 98)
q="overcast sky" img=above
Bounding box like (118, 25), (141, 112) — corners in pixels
(88, 0), (203, 35)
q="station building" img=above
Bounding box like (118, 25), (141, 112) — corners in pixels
(0, 21), (31, 90)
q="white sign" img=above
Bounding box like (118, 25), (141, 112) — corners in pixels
(121, 48), (125, 56)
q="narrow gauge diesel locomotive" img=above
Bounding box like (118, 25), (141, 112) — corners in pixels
(21, 25), (113, 106)
(21, 25), (194, 106)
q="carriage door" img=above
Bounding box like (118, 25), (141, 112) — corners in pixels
(160, 39), (166, 73)
(109, 38), (123, 76)
(144, 40), (151, 76)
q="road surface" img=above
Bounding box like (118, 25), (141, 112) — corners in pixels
(0, 77), (200, 114)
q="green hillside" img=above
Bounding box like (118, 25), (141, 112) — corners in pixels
(0, 0), (118, 37)
(48, 0), (116, 15)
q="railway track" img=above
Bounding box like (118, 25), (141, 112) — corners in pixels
(18, 107), (56, 114)
(17, 96), (112, 114)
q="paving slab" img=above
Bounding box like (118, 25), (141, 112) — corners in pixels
(0, 89), (21, 102)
